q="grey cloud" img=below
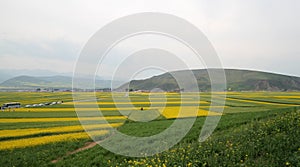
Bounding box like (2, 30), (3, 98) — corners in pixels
(0, 38), (79, 61)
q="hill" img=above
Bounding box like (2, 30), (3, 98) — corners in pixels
(117, 69), (300, 92)
(0, 75), (124, 90)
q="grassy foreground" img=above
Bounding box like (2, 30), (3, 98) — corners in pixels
(0, 92), (299, 166)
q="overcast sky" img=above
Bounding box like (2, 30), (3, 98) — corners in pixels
(0, 0), (299, 79)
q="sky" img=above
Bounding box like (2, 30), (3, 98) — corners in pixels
(0, 0), (299, 80)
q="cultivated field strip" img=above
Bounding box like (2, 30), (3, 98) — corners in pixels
(161, 107), (222, 119)
(70, 101), (209, 105)
(0, 130), (109, 150)
(15, 106), (228, 112)
(0, 116), (127, 123)
(232, 96), (300, 104)
(0, 123), (123, 138)
(0, 92), (300, 152)
(225, 97), (299, 106)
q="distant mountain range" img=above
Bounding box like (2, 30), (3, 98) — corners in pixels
(0, 75), (125, 90)
(0, 69), (74, 83)
(117, 69), (300, 92)
(1, 69), (300, 91)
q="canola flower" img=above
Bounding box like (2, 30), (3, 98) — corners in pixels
(225, 97), (298, 106)
(16, 105), (227, 113)
(275, 95), (300, 98)
(213, 92), (239, 95)
(73, 101), (209, 105)
(0, 123), (123, 138)
(0, 130), (108, 150)
(199, 106), (229, 108)
(18, 107), (78, 112)
(160, 107), (222, 119)
(0, 116), (127, 123)
(18, 107), (176, 112)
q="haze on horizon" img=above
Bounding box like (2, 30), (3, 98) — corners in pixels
(0, 0), (299, 80)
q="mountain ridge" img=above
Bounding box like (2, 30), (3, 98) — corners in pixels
(117, 69), (300, 92)
(0, 75), (124, 89)
(2, 69), (300, 91)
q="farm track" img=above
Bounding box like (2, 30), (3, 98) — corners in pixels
(51, 141), (98, 163)
(51, 131), (117, 164)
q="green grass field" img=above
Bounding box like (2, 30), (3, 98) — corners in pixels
(0, 92), (299, 166)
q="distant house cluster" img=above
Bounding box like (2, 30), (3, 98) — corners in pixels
(125, 88), (185, 93)
(35, 88), (72, 92)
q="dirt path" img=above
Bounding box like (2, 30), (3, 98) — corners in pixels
(51, 131), (116, 163)
(51, 141), (98, 163)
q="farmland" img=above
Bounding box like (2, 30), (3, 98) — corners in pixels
(0, 92), (299, 166)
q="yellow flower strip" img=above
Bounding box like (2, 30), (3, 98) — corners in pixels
(226, 97), (299, 106)
(72, 101), (209, 105)
(16, 105), (226, 112)
(0, 130), (108, 150)
(0, 116), (126, 123)
(274, 96), (300, 99)
(273, 96), (300, 103)
(160, 107), (222, 119)
(0, 123), (123, 138)
(17, 108), (80, 112)
(18, 107), (152, 112)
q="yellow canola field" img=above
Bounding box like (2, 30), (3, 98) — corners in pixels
(71, 101), (209, 105)
(16, 106), (228, 112)
(17, 107), (161, 112)
(17, 107), (77, 112)
(17, 107), (142, 112)
(0, 123), (123, 138)
(273, 96), (300, 99)
(226, 97), (299, 106)
(0, 116), (126, 123)
(0, 130), (108, 150)
(160, 107), (222, 119)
